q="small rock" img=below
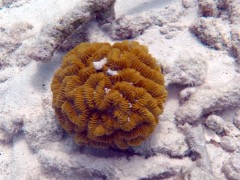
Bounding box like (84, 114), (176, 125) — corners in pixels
(205, 115), (224, 133)
(220, 136), (237, 152)
(179, 87), (196, 102)
(223, 122), (240, 137)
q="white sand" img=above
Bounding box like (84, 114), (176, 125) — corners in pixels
(0, 0), (240, 179)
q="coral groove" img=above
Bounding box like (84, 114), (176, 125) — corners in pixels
(51, 40), (167, 149)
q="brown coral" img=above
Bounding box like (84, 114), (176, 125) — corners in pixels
(51, 40), (167, 149)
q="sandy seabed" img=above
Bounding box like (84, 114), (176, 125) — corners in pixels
(0, 0), (240, 179)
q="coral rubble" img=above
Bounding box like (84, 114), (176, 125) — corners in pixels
(109, 2), (184, 40)
(190, 17), (231, 50)
(28, 0), (116, 62)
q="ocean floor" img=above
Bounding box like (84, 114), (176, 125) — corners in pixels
(0, 0), (240, 179)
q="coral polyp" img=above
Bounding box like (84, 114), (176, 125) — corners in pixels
(51, 40), (167, 149)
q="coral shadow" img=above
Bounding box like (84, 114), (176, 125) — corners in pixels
(30, 51), (66, 93)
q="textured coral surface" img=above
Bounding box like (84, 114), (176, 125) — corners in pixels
(51, 41), (167, 149)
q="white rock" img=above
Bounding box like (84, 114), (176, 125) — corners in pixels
(106, 68), (118, 75)
(93, 58), (107, 70)
(205, 115), (224, 133)
(165, 50), (207, 86)
(220, 136), (237, 152)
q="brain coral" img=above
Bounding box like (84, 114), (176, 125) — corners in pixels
(51, 40), (168, 149)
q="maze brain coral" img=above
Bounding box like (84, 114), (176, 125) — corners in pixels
(51, 40), (168, 149)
